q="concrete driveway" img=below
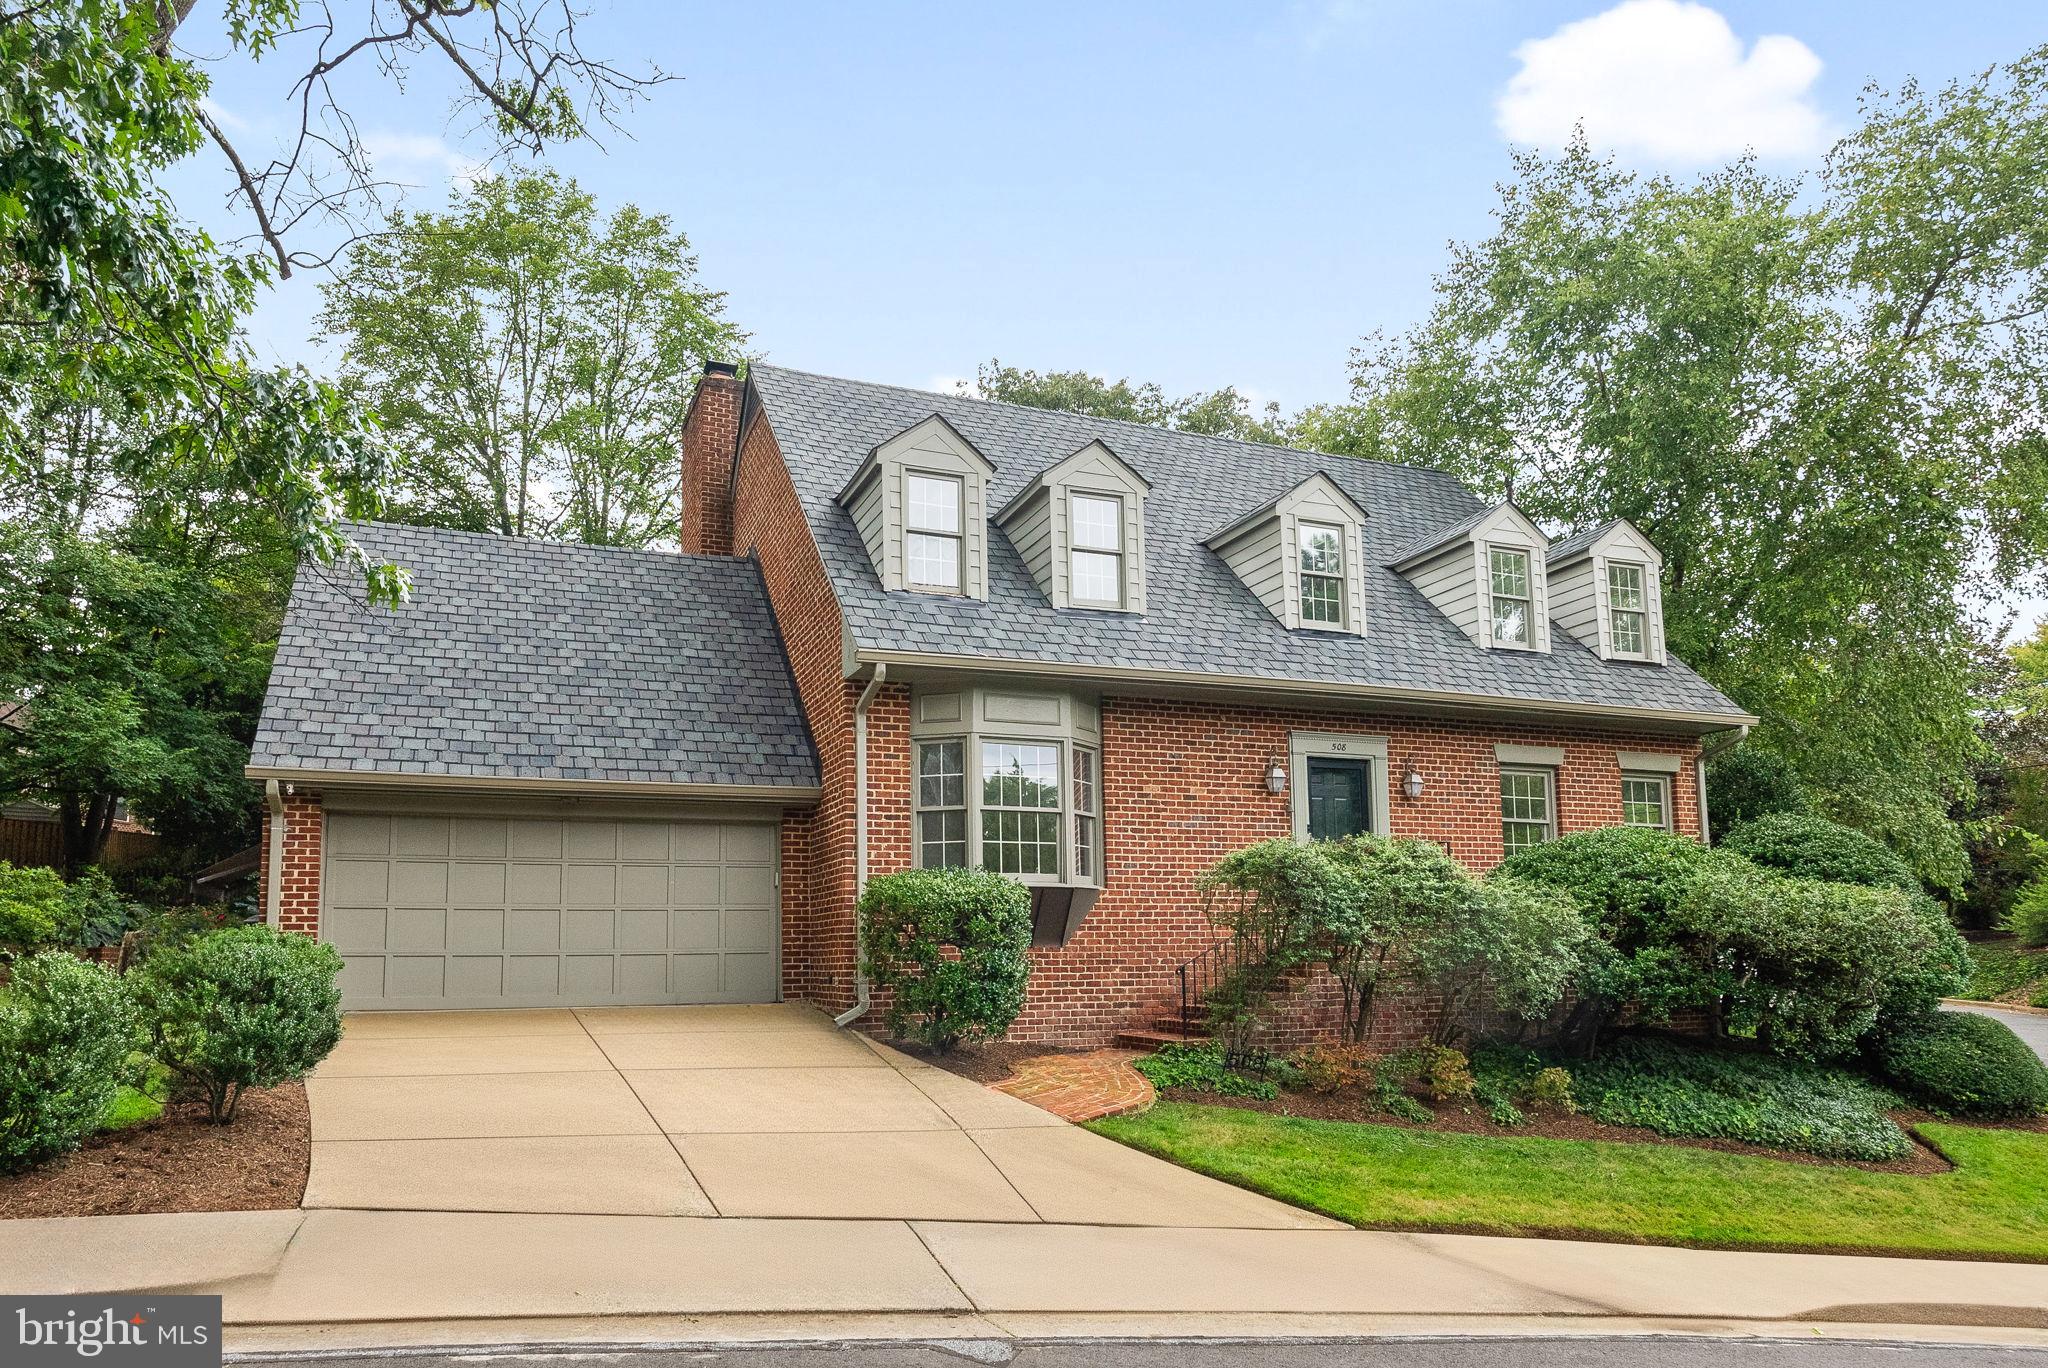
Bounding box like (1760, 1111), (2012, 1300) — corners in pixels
(304, 1003), (1332, 1228)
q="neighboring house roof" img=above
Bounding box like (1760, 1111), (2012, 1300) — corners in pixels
(250, 521), (819, 791)
(748, 364), (1752, 724)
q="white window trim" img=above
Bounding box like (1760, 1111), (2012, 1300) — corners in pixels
(1605, 560), (1651, 660)
(1295, 520), (1350, 632)
(1287, 732), (1390, 840)
(910, 733), (1101, 888)
(1066, 489), (1126, 610)
(903, 468), (965, 595)
(912, 737), (969, 868)
(1620, 771), (1673, 830)
(1499, 764), (1557, 851)
(1485, 542), (1538, 651)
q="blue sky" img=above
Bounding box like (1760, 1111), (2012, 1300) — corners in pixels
(174, 1), (2046, 627)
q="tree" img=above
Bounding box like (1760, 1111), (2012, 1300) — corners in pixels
(320, 171), (745, 547)
(1317, 52), (2048, 890)
(967, 362), (1295, 446)
(2, 2), (666, 601)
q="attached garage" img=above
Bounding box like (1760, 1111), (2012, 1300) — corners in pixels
(324, 810), (781, 1010)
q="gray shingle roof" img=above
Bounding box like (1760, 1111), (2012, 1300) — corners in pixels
(1543, 519), (1622, 566)
(749, 365), (1751, 724)
(251, 522), (819, 788)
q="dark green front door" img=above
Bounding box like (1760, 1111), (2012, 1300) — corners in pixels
(1307, 757), (1371, 841)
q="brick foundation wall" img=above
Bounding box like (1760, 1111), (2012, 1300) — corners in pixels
(256, 790), (325, 936)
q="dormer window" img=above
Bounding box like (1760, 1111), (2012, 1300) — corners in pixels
(996, 440), (1150, 614)
(1544, 519), (1666, 663)
(1205, 472), (1369, 637)
(1068, 492), (1126, 608)
(1607, 562), (1648, 657)
(836, 414), (993, 600)
(906, 472), (964, 593)
(1487, 546), (1534, 647)
(1299, 522), (1347, 627)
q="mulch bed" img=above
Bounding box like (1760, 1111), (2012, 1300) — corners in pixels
(1154, 1084), (1967, 1175)
(889, 1038), (1086, 1086)
(0, 1082), (310, 1220)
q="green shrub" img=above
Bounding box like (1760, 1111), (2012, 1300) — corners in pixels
(1572, 1036), (1910, 1162)
(61, 868), (134, 949)
(1199, 839), (1349, 1059)
(1721, 812), (1919, 894)
(1870, 1012), (2048, 1118)
(1704, 745), (1809, 841)
(1419, 1044), (1476, 1101)
(1291, 1042), (1376, 1094)
(1133, 1042), (1278, 1100)
(127, 926), (343, 1122)
(1529, 1066), (1577, 1113)
(857, 868), (1032, 1053)
(1957, 939), (2048, 1003)
(0, 862), (68, 955)
(0, 953), (142, 1172)
(2004, 878), (2048, 948)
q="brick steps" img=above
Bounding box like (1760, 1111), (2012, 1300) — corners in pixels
(1113, 1026), (1203, 1051)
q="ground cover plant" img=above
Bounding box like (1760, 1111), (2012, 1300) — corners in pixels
(1956, 939), (2048, 1007)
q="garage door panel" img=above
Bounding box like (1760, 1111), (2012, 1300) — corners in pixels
(330, 815), (779, 1010)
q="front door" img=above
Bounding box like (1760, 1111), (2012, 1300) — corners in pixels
(1306, 757), (1371, 841)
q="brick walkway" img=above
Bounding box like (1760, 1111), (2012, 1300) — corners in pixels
(990, 1048), (1155, 1122)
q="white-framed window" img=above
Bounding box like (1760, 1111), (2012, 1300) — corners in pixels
(905, 472), (963, 592)
(1489, 546), (1533, 646)
(1500, 766), (1555, 852)
(980, 741), (1063, 878)
(1072, 746), (1100, 882)
(1069, 492), (1124, 608)
(1299, 521), (1346, 627)
(1607, 561), (1648, 657)
(914, 739), (968, 867)
(1621, 773), (1670, 830)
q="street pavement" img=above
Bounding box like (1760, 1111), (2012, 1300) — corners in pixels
(1945, 1001), (2048, 1063)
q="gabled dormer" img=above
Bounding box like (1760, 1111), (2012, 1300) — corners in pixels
(1389, 502), (1551, 653)
(1546, 519), (1666, 663)
(995, 440), (1150, 613)
(836, 414), (994, 600)
(1205, 473), (1369, 636)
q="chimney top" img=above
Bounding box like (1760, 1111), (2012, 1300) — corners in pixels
(702, 360), (740, 379)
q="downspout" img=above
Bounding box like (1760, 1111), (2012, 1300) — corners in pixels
(835, 662), (887, 1028)
(264, 779), (286, 928)
(1695, 724), (1749, 846)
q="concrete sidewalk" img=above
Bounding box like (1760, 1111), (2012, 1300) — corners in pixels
(5, 1208), (2045, 1337)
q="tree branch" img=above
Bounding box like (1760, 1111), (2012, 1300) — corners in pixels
(197, 107), (292, 278)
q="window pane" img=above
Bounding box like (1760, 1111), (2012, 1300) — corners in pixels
(1073, 747), (1099, 884)
(1301, 573), (1344, 624)
(1071, 495), (1121, 551)
(982, 743), (1060, 809)
(1622, 776), (1668, 829)
(1489, 548), (1529, 598)
(1607, 563), (1645, 611)
(918, 740), (964, 809)
(906, 532), (960, 589)
(1492, 597), (1529, 644)
(1500, 768), (1553, 850)
(919, 810), (967, 867)
(1612, 609), (1645, 655)
(1300, 523), (1344, 575)
(906, 474), (960, 533)
(1072, 550), (1122, 605)
(1072, 748), (1097, 815)
(1074, 814), (1096, 881)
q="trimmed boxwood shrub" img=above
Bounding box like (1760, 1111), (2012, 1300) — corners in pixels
(1720, 812), (1918, 894)
(127, 925), (344, 1122)
(1870, 1011), (2048, 1117)
(858, 868), (1032, 1052)
(0, 861), (68, 956)
(0, 953), (142, 1172)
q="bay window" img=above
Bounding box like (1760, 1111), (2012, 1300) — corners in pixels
(914, 739), (967, 867)
(912, 729), (1102, 886)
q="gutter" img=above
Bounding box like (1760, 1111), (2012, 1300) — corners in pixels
(1695, 723), (1751, 845)
(242, 767), (820, 804)
(835, 662), (888, 1029)
(264, 779), (285, 928)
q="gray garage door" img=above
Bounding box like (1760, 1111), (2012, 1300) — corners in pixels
(323, 812), (779, 1010)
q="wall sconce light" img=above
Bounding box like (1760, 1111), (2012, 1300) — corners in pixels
(1265, 758), (1288, 795)
(1402, 764), (1425, 801)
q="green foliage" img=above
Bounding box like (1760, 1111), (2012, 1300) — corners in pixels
(0, 953), (142, 1172)
(1197, 840), (1344, 1059)
(1133, 1042), (1279, 1100)
(1704, 747), (1810, 842)
(127, 926), (343, 1123)
(1955, 939), (2048, 1004)
(1529, 1067), (1577, 1114)
(1572, 1037), (1911, 1162)
(61, 868), (133, 949)
(1289, 1043), (1377, 1095)
(0, 862), (68, 954)
(1870, 1012), (2048, 1117)
(857, 868), (1033, 1053)
(1720, 813), (1919, 894)
(320, 170), (747, 548)
(2004, 877), (2048, 947)
(969, 360), (1295, 446)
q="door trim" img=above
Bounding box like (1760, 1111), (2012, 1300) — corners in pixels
(1288, 731), (1390, 840)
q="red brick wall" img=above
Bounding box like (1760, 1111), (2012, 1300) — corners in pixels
(256, 790), (325, 936)
(680, 369), (743, 556)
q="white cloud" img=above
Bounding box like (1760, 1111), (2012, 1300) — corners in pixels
(1496, 0), (1832, 164)
(198, 97), (250, 134)
(924, 373), (974, 397)
(359, 131), (489, 190)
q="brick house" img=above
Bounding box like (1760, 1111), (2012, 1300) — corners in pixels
(249, 363), (1755, 1044)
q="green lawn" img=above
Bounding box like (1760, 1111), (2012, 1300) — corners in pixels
(1089, 1102), (2048, 1261)
(98, 1062), (171, 1131)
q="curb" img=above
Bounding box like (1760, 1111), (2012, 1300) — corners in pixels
(1943, 998), (2048, 1018)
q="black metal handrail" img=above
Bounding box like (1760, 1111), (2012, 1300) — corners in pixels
(1175, 930), (1272, 1037)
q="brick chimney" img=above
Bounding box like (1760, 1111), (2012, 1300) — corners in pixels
(680, 360), (743, 555)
